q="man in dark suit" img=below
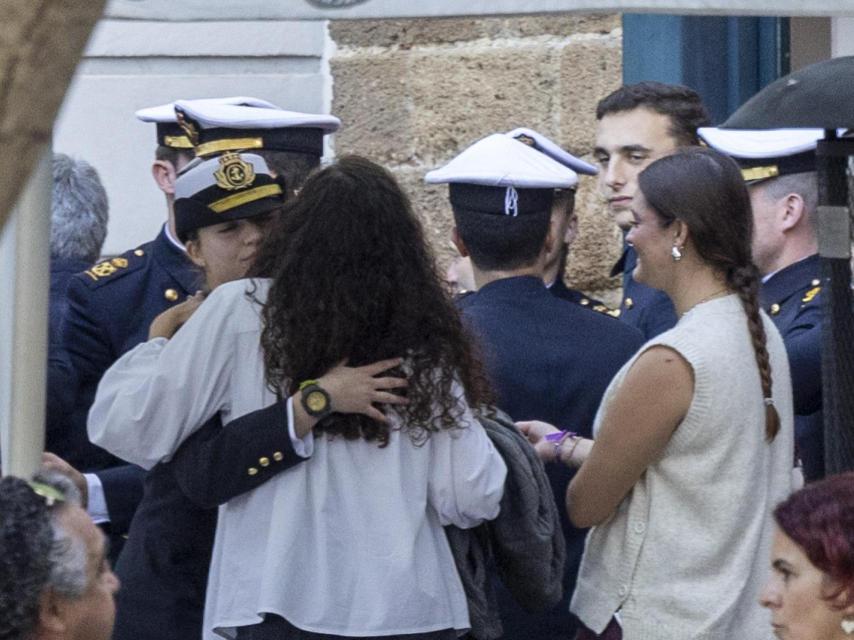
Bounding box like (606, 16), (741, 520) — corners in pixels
(593, 82), (711, 339)
(427, 129), (643, 639)
(700, 126), (825, 481)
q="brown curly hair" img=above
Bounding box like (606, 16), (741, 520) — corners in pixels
(251, 155), (492, 446)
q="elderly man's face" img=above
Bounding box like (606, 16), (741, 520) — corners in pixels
(57, 506), (119, 640)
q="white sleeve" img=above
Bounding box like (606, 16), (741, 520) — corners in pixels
(87, 287), (237, 470)
(427, 386), (507, 529)
(84, 473), (109, 524)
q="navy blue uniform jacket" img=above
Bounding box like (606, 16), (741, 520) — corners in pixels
(760, 254), (824, 481)
(612, 244), (677, 340)
(458, 276), (643, 639)
(47, 257), (90, 441)
(56, 227), (200, 538)
(113, 401), (305, 640)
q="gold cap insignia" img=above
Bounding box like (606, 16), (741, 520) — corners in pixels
(175, 110), (199, 147)
(514, 134), (536, 147)
(802, 286), (821, 303)
(214, 153), (255, 191)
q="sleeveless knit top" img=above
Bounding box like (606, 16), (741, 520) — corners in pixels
(571, 294), (793, 640)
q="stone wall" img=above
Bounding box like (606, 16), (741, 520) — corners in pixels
(330, 14), (624, 304)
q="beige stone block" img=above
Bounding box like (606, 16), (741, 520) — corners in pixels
(330, 14), (620, 49)
(558, 33), (623, 156)
(391, 167), (458, 272)
(409, 47), (558, 165)
(330, 18), (504, 49)
(509, 14), (621, 38)
(565, 176), (623, 296)
(330, 53), (414, 164)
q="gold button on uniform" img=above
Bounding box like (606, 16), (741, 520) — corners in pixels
(259, 457), (270, 467)
(580, 298), (590, 306)
(164, 288), (179, 302)
(247, 467), (258, 476)
(134, 249), (145, 256)
(273, 451), (284, 462)
(811, 279), (820, 287)
(770, 303), (781, 315)
(624, 297), (634, 310)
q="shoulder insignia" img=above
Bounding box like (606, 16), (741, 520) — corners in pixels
(81, 247), (147, 287)
(802, 286), (821, 304)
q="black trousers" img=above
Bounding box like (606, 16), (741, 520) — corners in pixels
(235, 614), (458, 640)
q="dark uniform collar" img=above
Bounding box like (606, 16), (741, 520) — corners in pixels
(477, 275), (548, 299)
(760, 254), (820, 307)
(150, 225), (201, 295)
(548, 277), (573, 299)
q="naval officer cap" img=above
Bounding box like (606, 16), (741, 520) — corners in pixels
(174, 100), (341, 159)
(174, 152), (285, 243)
(425, 130), (591, 217)
(136, 96), (280, 150)
(698, 127), (824, 183)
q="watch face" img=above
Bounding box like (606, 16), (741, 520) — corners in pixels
(305, 390), (328, 413)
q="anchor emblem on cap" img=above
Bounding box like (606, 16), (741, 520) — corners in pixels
(214, 153), (255, 191)
(175, 109), (199, 146)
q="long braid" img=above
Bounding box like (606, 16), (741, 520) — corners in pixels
(728, 264), (781, 442)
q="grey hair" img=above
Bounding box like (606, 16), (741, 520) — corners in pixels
(33, 471), (90, 599)
(763, 171), (819, 231)
(0, 471), (85, 640)
(51, 153), (109, 263)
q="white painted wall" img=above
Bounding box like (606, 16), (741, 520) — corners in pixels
(54, 17), (329, 255)
(832, 17), (854, 56)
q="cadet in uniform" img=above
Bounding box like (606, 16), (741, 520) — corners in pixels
(503, 128), (616, 316)
(105, 103), (340, 640)
(593, 82), (711, 338)
(701, 126), (826, 480)
(427, 130), (643, 639)
(56, 96), (316, 552)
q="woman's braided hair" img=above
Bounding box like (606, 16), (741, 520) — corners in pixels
(638, 147), (780, 441)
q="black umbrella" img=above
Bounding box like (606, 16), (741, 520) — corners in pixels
(723, 56), (854, 129)
(723, 56), (854, 477)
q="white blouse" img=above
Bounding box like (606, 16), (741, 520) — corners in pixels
(89, 278), (507, 639)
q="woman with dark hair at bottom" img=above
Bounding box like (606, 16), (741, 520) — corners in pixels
(761, 472), (854, 640)
(521, 147), (794, 639)
(89, 155), (507, 640)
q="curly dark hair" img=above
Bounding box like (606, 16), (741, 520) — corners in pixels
(251, 155), (492, 446)
(596, 81), (710, 147)
(0, 476), (52, 640)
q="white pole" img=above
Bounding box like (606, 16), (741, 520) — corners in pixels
(0, 146), (51, 478)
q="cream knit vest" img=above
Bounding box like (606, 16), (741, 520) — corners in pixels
(571, 295), (793, 640)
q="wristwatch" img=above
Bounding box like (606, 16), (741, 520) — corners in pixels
(299, 379), (333, 420)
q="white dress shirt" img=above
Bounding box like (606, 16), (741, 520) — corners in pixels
(89, 278), (506, 639)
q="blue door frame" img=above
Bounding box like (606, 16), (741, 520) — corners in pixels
(622, 15), (790, 124)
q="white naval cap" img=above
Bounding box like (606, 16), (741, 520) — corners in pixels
(699, 127), (824, 182)
(135, 97), (281, 149)
(174, 100), (341, 158)
(425, 132), (584, 217)
(505, 127), (598, 176)
(174, 152), (284, 242)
